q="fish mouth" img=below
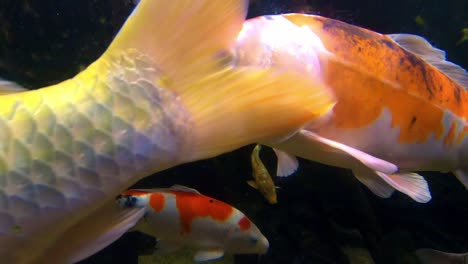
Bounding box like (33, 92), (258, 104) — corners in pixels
(258, 236), (270, 254)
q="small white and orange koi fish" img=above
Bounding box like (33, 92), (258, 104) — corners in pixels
(118, 185), (269, 262)
(233, 14), (468, 203)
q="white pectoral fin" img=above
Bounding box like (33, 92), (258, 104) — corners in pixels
(453, 170), (468, 189)
(376, 171), (431, 203)
(298, 130), (399, 174)
(353, 168), (395, 198)
(273, 148), (299, 177)
(353, 169), (431, 203)
(194, 249), (225, 263)
(44, 200), (146, 263)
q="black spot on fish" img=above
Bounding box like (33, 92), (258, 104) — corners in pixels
(358, 47), (362, 52)
(454, 86), (461, 104)
(405, 51), (435, 99)
(381, 39), (397, 50)
(321, 17), (376, 40)
(420, 66), (434, 99)
(209, 199), (214, 203)
(399, 58), (405, 66)
(409, 116), (417, 128)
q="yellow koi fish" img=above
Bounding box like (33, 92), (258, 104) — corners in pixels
(0, 3), (336, 263)
(233, 14), (468, 203)
(247, 144), (282, 204)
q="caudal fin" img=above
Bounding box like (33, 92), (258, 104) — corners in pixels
(97, 0), (336, 161)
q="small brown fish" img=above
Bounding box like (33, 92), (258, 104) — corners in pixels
(456, 28), (468, 46)
(248, 144), (278, 204)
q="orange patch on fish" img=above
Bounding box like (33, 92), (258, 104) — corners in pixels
(283, 14), (468, 144)
(171, 191), (233, 234)
(149, 193), (165, 212)
(238, 216), (251, 231)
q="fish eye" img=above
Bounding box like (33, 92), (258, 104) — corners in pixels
(119, 196), (138, 208)
(250, 236), (259, 244)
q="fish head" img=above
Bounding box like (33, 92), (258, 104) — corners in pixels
(224, 215), (269, 255)
(117, 190), (150, 208)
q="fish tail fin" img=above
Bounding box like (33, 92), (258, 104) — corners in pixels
(96, 0), (336, 160)
(184, 66), (336, 159)
(102, 0), (249, 85)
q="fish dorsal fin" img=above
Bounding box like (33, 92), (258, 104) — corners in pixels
(127, 185), (201, 194)
(169, 184), (201, 194)
(0, 78), (28, 95)
(387, 34), (468, 88)
(103, 0), (249, 89)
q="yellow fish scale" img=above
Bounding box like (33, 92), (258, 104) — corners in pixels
(0, 50), (190, 242)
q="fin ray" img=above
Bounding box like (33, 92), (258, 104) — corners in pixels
(273, 148), (300, 177)
(353, 168), (395, 198)
(387, 33), (468, 88)
(375, 171), (431, 203)
(298, 130), (398, 174)
(184, 70), (336, 160)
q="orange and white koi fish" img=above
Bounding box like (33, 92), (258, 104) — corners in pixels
(118, 185), (269, 262)
(0, 3), (336, 263)
(248, 144), (283, 204)
(233, 14), (468, 203)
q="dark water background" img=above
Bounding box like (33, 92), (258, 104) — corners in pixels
(0, 1), (467, 263)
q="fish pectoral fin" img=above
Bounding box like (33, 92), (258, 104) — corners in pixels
(273, 148), (299, 177)
(353, 169), (431, 203)
(453, 170), (468, 189)
(194, 249), (225, 262)
(247, 180), (258, 189)
(376, 172), (431, 203)
(0, 78), (28, 95)
(387, 33), (468, 88)
(154, 240), (183, 254)
(41, 200), (146, 263)
(298, 130), (399, 174)
(353, 168), (395, 198)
